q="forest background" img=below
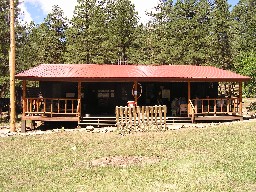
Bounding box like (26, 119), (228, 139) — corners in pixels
(0, 0), (255, 97)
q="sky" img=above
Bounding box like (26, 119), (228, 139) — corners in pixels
(18, 0), (240, 25)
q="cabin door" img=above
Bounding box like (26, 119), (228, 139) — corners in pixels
(82, 83), (116, 116)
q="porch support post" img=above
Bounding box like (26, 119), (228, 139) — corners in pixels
(187, 81), (191, 117)
(21, 120), (26, 133)
(21, 80), (27, 133)
(78, 81), (82, 124)
(22, 80), (27, 115)
(134, 81), (138, 104)
(239, 82), (243, 116)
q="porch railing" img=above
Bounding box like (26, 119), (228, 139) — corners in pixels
(190, 97), (240, 115)
(23, 98), (81, 117)
(188, 100), (196, 123)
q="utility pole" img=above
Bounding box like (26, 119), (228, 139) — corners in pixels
(10, 0), (16, 132)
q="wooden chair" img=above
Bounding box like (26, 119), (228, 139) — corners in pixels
(180, 104), (187, 116)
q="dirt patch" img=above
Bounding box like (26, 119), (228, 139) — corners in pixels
(91, 156), (160, 167)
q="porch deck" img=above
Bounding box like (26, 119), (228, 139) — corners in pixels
(22, 115), (79, 122)
(194, 115), (243, 122)
(21, 98), (81, 131)
(188, 97), (242, 123)
(21, 97), (243, 131)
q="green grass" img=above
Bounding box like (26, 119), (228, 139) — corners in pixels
(1, 121), (256, 192)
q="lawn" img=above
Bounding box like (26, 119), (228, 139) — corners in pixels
(0, 121), (256, 192)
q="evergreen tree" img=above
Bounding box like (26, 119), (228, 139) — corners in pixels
(107, 0), (139, 64)
(65, 0), (108, 64)
(36, 5), (68, 64)
(17, 5), (68, 70)
(209, 0), (233, 69)
(0, 0), (11, 88)
(0, 0), (21, 97)
(148, 0), (212, 65)
(148, 0), (172, 64)
(16, 22), (41, 70)
(232, 0), (256, 96)
(128, 24), (156, 64)
(231, 0), (256, 54)
(167, 0), (212, 65)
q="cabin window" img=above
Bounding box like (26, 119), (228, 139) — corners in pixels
(97, 90), (115, 98)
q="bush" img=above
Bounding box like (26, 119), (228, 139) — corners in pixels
(235, 52), (256, 97)
(248, 102), (256, 112)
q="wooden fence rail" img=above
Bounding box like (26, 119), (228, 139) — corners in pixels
(191, 97), (240, 115)
(24, 98), (80, 117)
(116, 105), (167, 132)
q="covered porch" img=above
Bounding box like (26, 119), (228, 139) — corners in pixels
(15, 64), (250, 132)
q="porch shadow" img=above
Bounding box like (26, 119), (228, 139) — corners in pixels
(32, 121), (78, 131)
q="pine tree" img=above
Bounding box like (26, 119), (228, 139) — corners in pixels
(231, 0), (256, 54)
(208, 0), (233, 69)
(128, 24), (155, 64)
(36, 5), (68, 64)
(65, 0), (108, 64)
(16, 22), (41, 70)
(232, 0), (256, 96)
(142, 0), (173, 64)
(18, 5), (68, 69)
(169, 0), (213, 65)
(148, 0), (212, 65)
(106, 0), (139, 64)
(0, 0), (21, 97)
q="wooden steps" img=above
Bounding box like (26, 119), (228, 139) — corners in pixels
(79, 116), (116, 128)
(79, 115), (243, 128)
(166, 117), (192, 124)
(79, 116), (193, 128)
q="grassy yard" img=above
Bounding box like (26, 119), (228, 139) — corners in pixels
(0, 121), (256, 192)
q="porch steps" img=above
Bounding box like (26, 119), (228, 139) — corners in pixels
(166, 117), (192, 124)
(79, 116), (193, 128)
(79, 116), (116, 128)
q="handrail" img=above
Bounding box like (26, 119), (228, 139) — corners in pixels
(25, 97), (79, 101)
(24, 98), (81, 117)
(191, 97), (240, 115)
(188, 99), (195, 114)
(188, 99), (195, 123)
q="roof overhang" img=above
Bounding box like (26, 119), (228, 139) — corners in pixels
(16, 64), (251, 83)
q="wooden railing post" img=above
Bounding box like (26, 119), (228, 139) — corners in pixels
(124, 107), (128, 126)
(214, 99), (217, 114)
(187, 81), (191, 117)
(163, 105), (167, 129)
(50, 100), (53, 117)
(116, 106), (120, 129)
(78, 82), (82, 123)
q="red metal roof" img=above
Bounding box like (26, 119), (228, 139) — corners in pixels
(15, 64), (250, 82)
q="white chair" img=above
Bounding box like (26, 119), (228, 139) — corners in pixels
(180, 104), (187, 116)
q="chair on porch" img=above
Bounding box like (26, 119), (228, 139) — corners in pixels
(180, 104), (188, 116)
(171, 98), (179, 116)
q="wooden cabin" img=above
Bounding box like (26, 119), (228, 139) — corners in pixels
(15, 64), (250, 132)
